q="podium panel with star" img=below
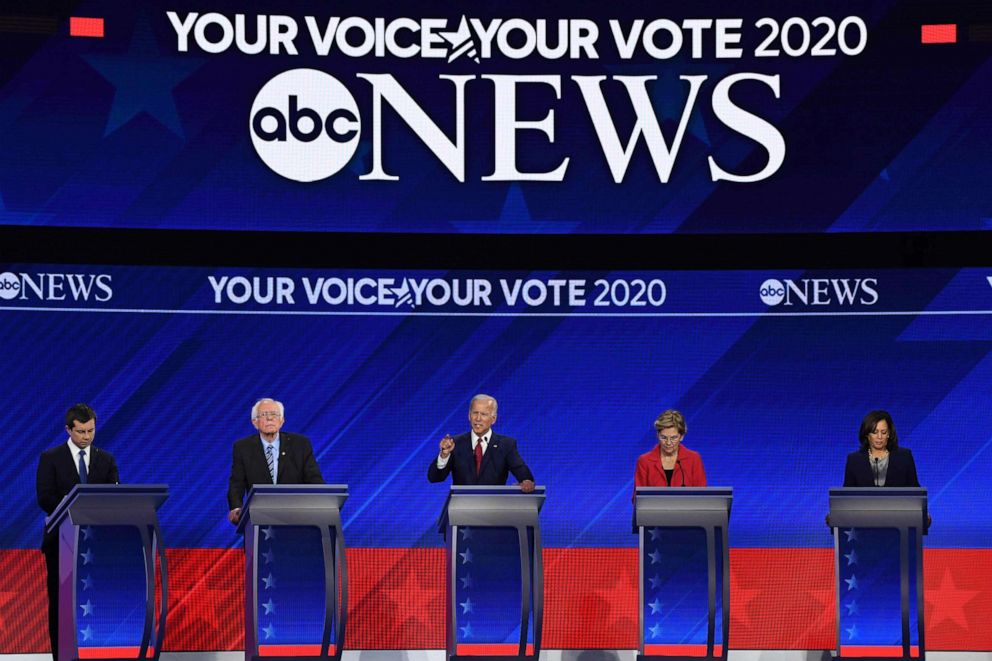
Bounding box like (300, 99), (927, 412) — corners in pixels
(438, 486), (545, 661)
(237, 485), (349, 661)
(45, 484), (169, 661)
(634, 487), (732, 661)
(828, 488), (927, 661)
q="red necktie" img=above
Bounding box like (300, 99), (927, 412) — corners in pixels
(475, 438), (484, 475)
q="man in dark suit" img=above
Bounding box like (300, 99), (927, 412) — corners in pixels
(228, 398), (324, 524)
(428, 394), (535, 491)
(36, 403), (120, 661)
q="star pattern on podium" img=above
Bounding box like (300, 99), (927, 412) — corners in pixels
(80, 575), (94, 591)
(648, 598), (662, 614)
(459, 622), (473, 638)
(844, 574), (858, 591)
(845, 623), (859, 640)
(459, 547), (474, 564)
(642, 527), (675, 644)
(79, 599), (94, 616)
(263, 573), (276, 589)
(262, 548), (275, 564)
(844, 549), (858, 566)
(80, 625), (94, 641)
(262, 527), (275, 541)
(262, 598), (276, 615)
(459, 527), (473, 540)
(78, 544), (98, 643)
(845, 600), (860, 616)
(263, 623), (276, 639)
(460, 597), (474, 614)
(81, 527), (94, 541)
(80, 548), (94, 565)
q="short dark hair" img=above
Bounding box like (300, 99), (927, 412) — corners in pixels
(858, 410), (899, 452)
(65, 403), (96, 429)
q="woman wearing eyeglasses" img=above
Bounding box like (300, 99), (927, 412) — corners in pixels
(843, 410), (921, 487)
(634, 409), (707, 490)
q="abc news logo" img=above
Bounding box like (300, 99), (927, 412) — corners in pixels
(251, 69), (360, 182)
(759, 278), (878, 307)
(0, 272), (113, 302)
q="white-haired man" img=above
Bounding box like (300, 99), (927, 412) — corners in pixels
(227, 398), (324, 524)
(429, 394), (535, 492)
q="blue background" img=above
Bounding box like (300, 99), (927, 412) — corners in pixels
(2, 265), (991, 550)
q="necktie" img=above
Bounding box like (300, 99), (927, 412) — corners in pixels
(78, 449), (88, 484)
(475, 437), (485, 475)
(265, 444), (275, 484)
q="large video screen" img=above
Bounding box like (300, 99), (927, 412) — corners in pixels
(3, 263), (991, 652)
(3, 263), (991, 550)
(1, 1), (990, 233)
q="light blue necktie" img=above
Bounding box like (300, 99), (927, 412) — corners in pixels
(78, 449), (88, 483)
(265, 444), (275, 484)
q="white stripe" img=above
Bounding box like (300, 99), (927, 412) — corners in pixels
(1, 306), (992, 318)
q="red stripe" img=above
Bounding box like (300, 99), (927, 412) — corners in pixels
(78, 647), (154, 658)
(921, 24), (956, 44)
(644, 644), (709, 656)
(69, 16), (104, 38)
(457, 644), (534, 655)
(841, 646), (919, 657)
(1, 548), (991, 652)
(259, 643), (329, 655)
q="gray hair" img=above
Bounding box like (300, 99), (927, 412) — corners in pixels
(470, 394), (497, 413)
(251, 398), (285, 420)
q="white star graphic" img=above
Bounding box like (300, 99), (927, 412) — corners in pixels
(648, 528), (662, 542)
(439, 16), (480, 64)
(844, 549), (858, 566)
(648, 550), (662, 564)
(648, 598), (662, 614)
(262, 548), (275, 564)
(79, 599), (94, 616)
(844, 574), (858, 591)
(459, 527), (473, 540)
(460, 597), (474, 614)
(80, 625), (94, 641)
(460, 573), (474, 589)
(80, 548), (94, 565)
(459, 621), (473, 638)
(648, 623), (662, 638)
(263, 623), (276, 639)
(459, 547), (473, 564)
(648, 574), (662, 589)
(263, 573), (276, 589)
(845, 623), (858, 640)
(263, 598), (276, 615)
(80, 575), (93, 590)
(844, 529), (858, 542)
(262, 527), (275, 540)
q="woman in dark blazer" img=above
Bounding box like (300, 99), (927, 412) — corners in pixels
(844, 410), (920, 487)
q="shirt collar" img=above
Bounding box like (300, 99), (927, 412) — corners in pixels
(472, 431), (491, 446)
(67, 438), (90, 456)
(260, 433), (281, 449)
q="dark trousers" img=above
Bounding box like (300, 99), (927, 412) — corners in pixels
(43, 543), (58, 661)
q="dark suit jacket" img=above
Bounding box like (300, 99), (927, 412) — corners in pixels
(36, 443), (119, 548)
(227, 432), (324, 510)
(843, 446), (921, 487)
(427, 432), (534, 485)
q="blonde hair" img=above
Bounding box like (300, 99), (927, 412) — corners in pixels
(653, 409), (686, 436)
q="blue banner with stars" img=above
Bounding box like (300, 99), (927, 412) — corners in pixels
(75, 525), (146, 651)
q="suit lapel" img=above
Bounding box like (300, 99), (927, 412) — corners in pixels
(276, 435), (289, 482)
(60, 444), (82, 486)
(479, 435), (498, 478)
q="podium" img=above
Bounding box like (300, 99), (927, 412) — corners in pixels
(827, 488), (928, 661)
(237, 485), (349, 661)
(44, 484), (169, 661)
(437, 486), (546, 661)
(634, 487), (732, 661)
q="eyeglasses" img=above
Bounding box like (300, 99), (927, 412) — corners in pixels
(658, 434), (682, 444)
(869, 429), (890, 437)
(255, 411), (282, 420)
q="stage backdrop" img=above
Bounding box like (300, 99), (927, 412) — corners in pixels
(0, 0), (989, 233)
(1, 264), (991, 651)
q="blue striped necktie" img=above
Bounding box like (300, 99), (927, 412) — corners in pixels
(265, 444), (275, 484)
(78, 449), (88, 483)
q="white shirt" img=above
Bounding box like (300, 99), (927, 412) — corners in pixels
(67, 438), (91, 476)
(436, 431), (490, 469)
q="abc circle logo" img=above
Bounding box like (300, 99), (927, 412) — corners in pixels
(250, 69), (361, 182)
(0, 272), (20, 301)
(759, 278), (785, 306)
